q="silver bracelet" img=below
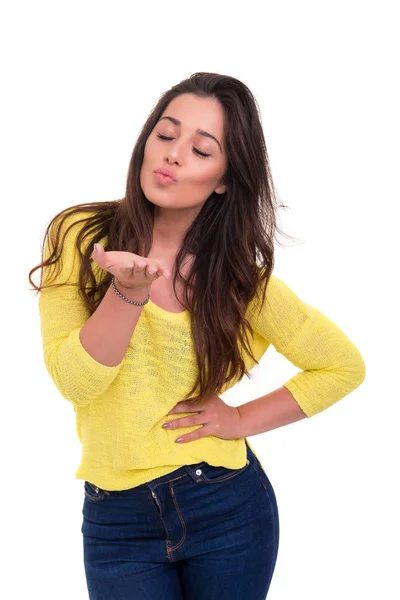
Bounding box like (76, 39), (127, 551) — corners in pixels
(111, 276), (150, 306)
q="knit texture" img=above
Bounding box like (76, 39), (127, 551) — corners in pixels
(38, 211), (366, 490)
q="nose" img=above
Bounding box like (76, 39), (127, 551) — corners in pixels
(164, 141), (183, 166)
(166, 156), (178, 166)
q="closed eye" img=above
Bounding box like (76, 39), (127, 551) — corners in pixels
(156, 133), (211, 158)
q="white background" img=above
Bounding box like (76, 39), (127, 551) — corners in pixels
(2, 0), (399, 598)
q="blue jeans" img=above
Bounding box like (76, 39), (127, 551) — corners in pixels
(81, 440), (279, 599)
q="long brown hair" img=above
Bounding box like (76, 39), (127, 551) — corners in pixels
(28, 71), (296, 407)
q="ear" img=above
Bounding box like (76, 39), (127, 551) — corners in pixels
(214, 182), (227, 194)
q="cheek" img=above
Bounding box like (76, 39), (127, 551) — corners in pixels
(142, 140), (152, 163)
(140, 142), (154, 181)
(188, 163), (223, 187)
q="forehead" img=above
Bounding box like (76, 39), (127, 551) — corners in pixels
(160, 94), (225, 140)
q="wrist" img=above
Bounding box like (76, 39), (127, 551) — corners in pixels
(112, 277), (151, 301)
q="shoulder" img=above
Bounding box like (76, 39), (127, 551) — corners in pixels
(47, 208), (101, 261)
(248, 270), (309, 323)
(50, 207), (97, 237)
(252, 269), (291, 304)
(44, 208), (99, 280)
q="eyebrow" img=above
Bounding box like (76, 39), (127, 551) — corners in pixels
(158, 116), (222, 153)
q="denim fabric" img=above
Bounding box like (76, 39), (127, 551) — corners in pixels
(81, 440), (279, 599)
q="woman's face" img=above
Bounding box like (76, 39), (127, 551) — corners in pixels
(140, 94), (228, 212)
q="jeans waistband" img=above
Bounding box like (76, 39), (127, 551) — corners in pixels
(144, 439), (254, 492)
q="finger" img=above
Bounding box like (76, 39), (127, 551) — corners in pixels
(92, 243), (103, 255)
(146, 264), (158, 275)
(134, 260), (147, 270)
(91, 246), (110, 271)
(91, 243), (103, 263)
(163, 414), (205, 429)
(168, 402), (199, 415)
(175, 426), (207, 444)
(146, 263), (163, 277)
(161, 267), (172, 280)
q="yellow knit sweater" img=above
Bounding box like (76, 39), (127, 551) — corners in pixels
(38, 211), (366, 490)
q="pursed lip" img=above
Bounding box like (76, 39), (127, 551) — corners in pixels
(154, 168), (178, 182)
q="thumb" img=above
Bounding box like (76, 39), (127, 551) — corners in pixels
(91, 243), (104, 262)
(92, 243), (103, 255)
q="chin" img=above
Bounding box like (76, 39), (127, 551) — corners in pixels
(142, 189), (174, 207)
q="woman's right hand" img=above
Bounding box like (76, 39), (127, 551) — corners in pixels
(91, 243), (171, 290)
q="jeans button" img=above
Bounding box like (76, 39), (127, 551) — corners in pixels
(195, 469), (202, 476)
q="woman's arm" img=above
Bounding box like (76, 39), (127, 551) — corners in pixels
(246, 274), (366, 420)
(38, 212), (149, 408)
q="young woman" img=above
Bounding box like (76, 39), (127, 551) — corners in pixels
(29, 72), (366, 599)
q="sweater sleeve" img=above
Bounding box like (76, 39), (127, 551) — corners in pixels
(247, 274), (366, 418)
(38, 211), (123, 408)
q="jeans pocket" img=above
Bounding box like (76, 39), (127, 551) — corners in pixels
(195, 458), (250, 484)
(84, 481), (108, 502)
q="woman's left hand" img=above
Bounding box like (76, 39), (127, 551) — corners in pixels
(163, 394), (243, 443)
